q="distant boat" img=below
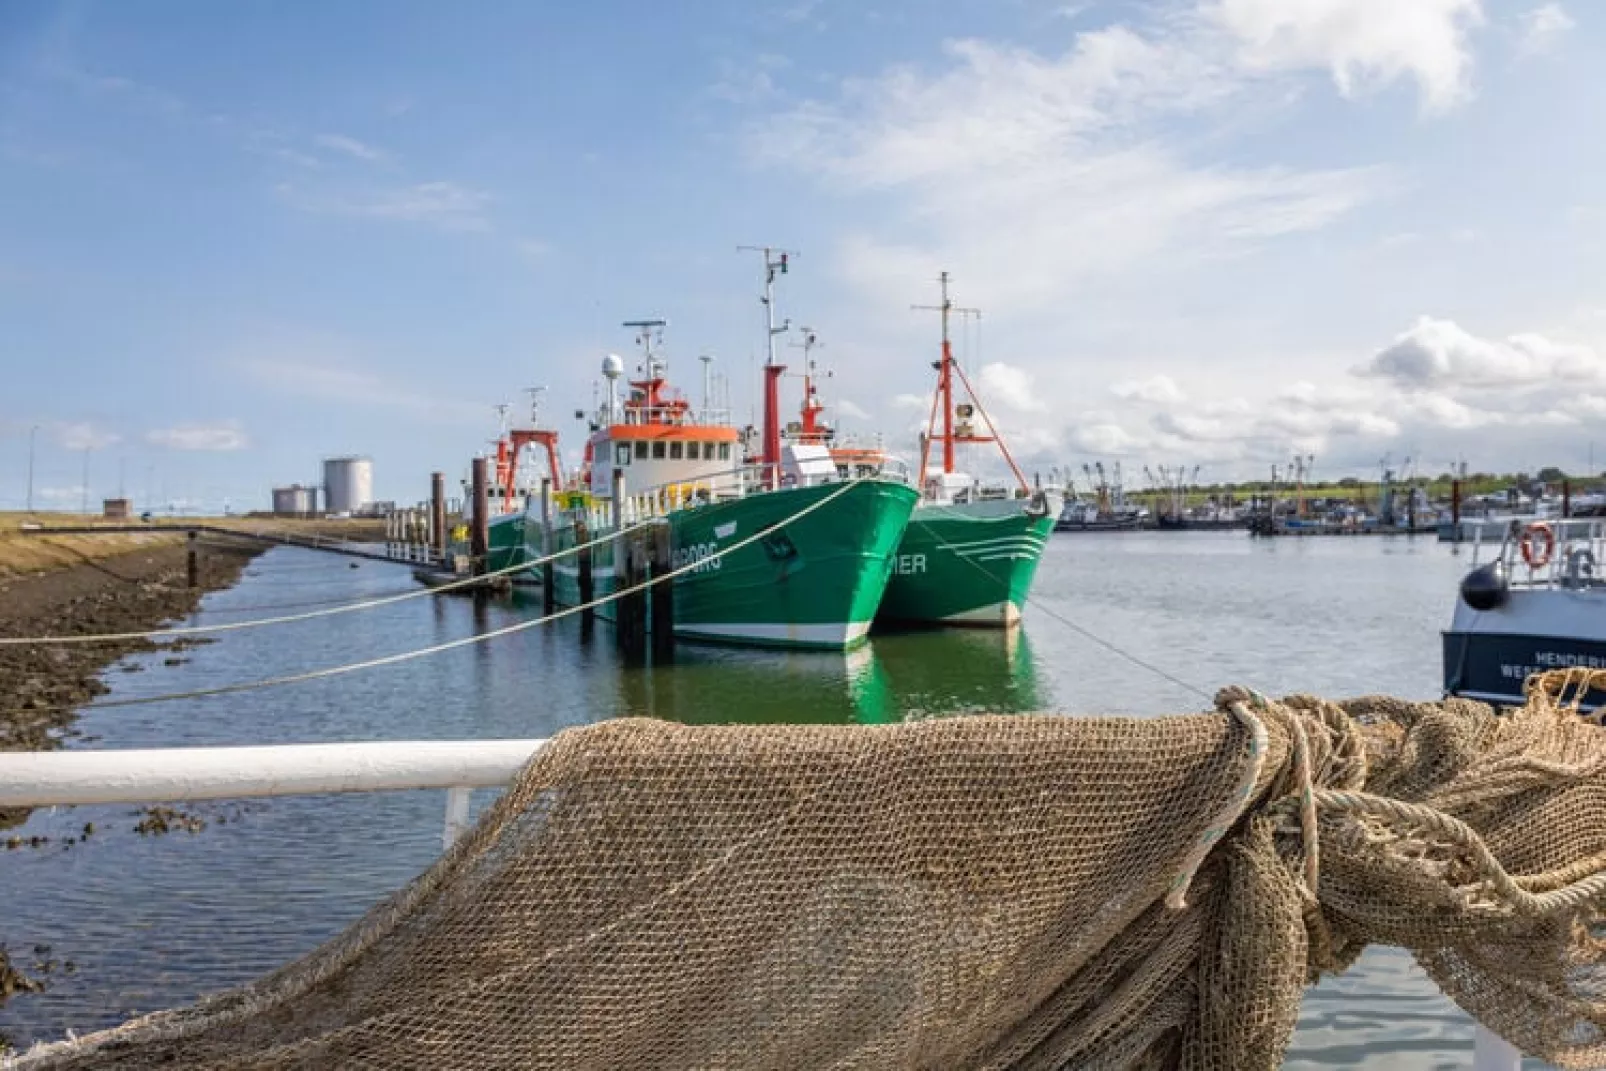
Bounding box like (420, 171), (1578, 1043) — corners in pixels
(1055, 498), (1146, 532)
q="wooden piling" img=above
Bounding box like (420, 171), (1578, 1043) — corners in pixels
(650, 522), (675, 664)
(576, 517), (594, 624)
(1451, 478), (1462, 528)
(1564, 479), (1573, 519)
(539, 478), (554, 614)
(429, 475), (446, 563)
(186, 531), (198, 588)
(617, 532), (648, 663)
(470, 457), (489, 576)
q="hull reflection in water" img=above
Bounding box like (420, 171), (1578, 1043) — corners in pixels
(615, 628), (1041, 727)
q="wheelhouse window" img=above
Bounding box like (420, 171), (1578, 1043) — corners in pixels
(718, 443), (731, 461)
(652, 441), (666, 459)
(670, 442), (684, 460)
(686, 442), (700, 460)
(634, 441), (648, 460)
(614, 443), (631, 466)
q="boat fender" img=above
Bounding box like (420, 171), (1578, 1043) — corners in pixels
(1519, 522), (1556, 569)
(1460, 561), (1509, 612)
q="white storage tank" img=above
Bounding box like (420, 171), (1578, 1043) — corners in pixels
(271, 485), (317, 516)
(322, 457), (374, 516)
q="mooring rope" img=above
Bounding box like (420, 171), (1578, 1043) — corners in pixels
(0, 517), (658, 646)
(10, 478), (869, 713)
(902, 513), (1212, 702)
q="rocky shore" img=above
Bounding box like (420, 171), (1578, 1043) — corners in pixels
(0, 539), (261, 767)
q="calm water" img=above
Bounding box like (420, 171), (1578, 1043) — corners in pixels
(0, 532), (1534, 1066)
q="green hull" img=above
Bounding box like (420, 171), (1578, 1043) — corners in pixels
(548, 480), (917, 650)
(484, 511), (537, 579)
(876, 501), (1053, 627)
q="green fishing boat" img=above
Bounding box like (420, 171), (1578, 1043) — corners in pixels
(488, 250), (917, 650)
(875, 271), (1059, 628)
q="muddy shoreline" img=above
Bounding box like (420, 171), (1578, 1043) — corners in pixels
(0, 539), (262, 761)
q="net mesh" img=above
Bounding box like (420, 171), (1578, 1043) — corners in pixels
(17, 668), (1606, 1070)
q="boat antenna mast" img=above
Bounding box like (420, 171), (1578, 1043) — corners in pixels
(913, 271), (1027, 492)
(623, 319), (667, 377)
(737, 245), (797, 482)
(790, 327), (830, 440)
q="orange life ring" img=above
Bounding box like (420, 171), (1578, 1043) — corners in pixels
(1519, 522), (1556, 568)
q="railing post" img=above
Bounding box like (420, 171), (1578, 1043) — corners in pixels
(443, 786), (472, 849)
(1472, 1023), (1520, 1071)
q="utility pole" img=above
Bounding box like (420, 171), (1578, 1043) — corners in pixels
(26, 424), (38, 513)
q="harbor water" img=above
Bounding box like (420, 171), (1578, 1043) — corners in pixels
(0, 532), (1539, 1067)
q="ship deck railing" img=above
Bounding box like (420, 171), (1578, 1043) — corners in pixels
(1470, 516), (1606, 590)
(0, 741), (1525, 1070)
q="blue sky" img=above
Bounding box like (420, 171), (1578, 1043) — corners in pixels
(2, 0), (1602, 510)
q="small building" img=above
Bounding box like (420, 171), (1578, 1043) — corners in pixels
(102, 498), (131, 520)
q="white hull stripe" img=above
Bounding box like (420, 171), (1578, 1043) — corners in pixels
(940, 600), (1023, 626)
(676, 620), (873, 646)
(926, 531), (1047, 549)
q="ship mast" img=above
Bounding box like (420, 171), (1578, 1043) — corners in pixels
(914, 271), (977, 478)
(739, 245), (796, 484)
(913, 271), (1029, 493)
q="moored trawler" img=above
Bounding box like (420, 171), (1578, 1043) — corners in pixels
(536, 251), (916, 650)
(876, 272), (1057, 628)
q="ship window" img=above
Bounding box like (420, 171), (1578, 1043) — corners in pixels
(686, 442), (700, 460)
(615, 443), (631, 466)
(653, 441), (666, 459)
(718, 443), (731, 460)
(670, 442), (683, 460)
(634, 441), (648, 460)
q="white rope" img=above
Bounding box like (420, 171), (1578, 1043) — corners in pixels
(0, 516), (657, 646)
(58, 478), (869, 711)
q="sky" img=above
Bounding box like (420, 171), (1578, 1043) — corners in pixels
(1, 0), (1602, 511)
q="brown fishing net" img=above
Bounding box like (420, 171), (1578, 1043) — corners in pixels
(17, 668), (1606, 1070)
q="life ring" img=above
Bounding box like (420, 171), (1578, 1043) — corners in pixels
(1519, 522), (1556, 569)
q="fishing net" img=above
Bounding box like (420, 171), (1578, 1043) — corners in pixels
(16, 668), (1606, 1070)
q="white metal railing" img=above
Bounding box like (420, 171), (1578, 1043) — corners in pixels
(1471, 516), (1605, 591)
(0, 740), (547, 849)
(0, 741), (1523, 1068)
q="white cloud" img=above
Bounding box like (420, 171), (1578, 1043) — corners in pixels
(146, 423), (249, 451)
(890, 392), (929, 411)
(1359, 316), (1605, 389)
(976, 362), (1045, 412)
(755, 15), (1397, 317)
(1071, 422), (1147, 454)
(279, 181), (492, 232)
(1211, 0), (1485, 113)
(1111, 375), (1185, 404)
(836, 398), (872, 420)
(52, 422), (120, 451)
(1516, 3), (1574, 56)
(314, 133), (389, 162)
